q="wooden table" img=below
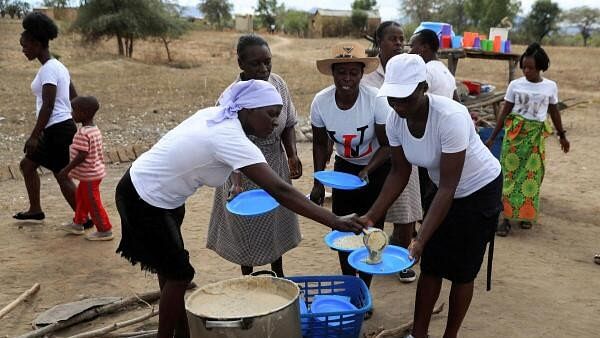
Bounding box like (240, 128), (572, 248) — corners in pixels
(438, 48), (520, 85)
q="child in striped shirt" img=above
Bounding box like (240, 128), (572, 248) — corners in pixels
(59, 96), (113, 241)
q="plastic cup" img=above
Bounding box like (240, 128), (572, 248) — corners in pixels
(493, 35), (502, 52)
(473, 36), (481, 49)
(504, 40), (511, 53)
(441, 35), (452, 49)
(452, 36), (463, 48)
(441, 24), (452, 36)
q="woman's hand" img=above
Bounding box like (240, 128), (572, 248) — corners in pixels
(330, 213), (364, 233)
(559, 136), (570, 153)
(227, 183), (244, 201)
(310, 183), (325, 205)
(484, 138), (494, 149)
(408, 238), (425, 263)
(287, 155), (303, 179)
(56, 168), (69, 182)
(357, 168), (369, 183)
(23, 136), (39, 155)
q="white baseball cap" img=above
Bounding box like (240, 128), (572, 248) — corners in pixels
(377, 54), (427, 98)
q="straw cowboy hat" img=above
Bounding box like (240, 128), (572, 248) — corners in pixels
(316, 42), (379, 76)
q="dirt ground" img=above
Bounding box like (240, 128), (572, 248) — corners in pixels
(1, 19), (599, 337)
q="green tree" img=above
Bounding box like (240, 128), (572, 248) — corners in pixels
(522, 0), (561, 42)
(6, 1), (30, 19)
(0, 0), (7, 18)
(433, 0), (468, 33)
(42, 0), (69, 8)
(282, 9), (309, 37)
(352, 0), (377, 10)
(255, 0), (284, 29)
(199, 0), (233, 30)
(479, 0), (520, 31)
(72, 0), (187, 58)
(351, 9), (368, 34)
(563, 6), (600, 47)
(401, 0), (436, 22)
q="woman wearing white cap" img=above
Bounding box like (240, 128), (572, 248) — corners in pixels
(359, 54), (502, 338)
(115, 80), (363, 338)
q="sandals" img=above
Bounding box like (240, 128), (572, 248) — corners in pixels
(13, 211), (45, 221)
(364, 309), (374, 320)
(496, 219), (511, 237)
(519, 221), (533, 229)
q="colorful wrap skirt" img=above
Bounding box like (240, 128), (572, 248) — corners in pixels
(500, 113), (551, 222)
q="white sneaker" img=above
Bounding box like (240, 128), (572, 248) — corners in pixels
(62, 223), (84, 235)
(85, 231), (114, 241)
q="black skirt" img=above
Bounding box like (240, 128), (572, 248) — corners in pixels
(420, 174), (502, 283)
(331, 156), (390, 227)
(26, 119), (76, 173)
(115, 169), (195, 281)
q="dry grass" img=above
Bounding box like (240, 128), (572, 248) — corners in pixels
(1, 18), (598, 165)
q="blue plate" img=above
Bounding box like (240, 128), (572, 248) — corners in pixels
(347, 245), (415, 275)
(311, 295), (357, 327)
(226, 189), (279, 216)
(324, 230), (364, 252)
(314, 171), (367, 190)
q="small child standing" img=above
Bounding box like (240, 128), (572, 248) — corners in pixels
(60, 96), (113, 241)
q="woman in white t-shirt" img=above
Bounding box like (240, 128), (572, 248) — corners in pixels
(485, 43), (570, 236)
(361, 54), (502, 338)
(362, 21), (423, 284)
(13, 12), (80, 222)
(310, 42), (391, 296)
(115, 80), (363, 338)
(409, 28), (459, 100)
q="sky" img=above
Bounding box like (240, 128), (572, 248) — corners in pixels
(178, 0), (600, 20)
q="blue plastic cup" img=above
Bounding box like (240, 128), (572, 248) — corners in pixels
(473, 36), (481, 49)
(452, 36), (462, 48)
(504, 40), (511, 53)
(441, 24), (452, 36)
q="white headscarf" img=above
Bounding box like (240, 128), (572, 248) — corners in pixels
(208, 79), (283, 126)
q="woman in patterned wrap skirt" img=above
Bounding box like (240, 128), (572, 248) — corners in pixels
(207, 34), (301, 277)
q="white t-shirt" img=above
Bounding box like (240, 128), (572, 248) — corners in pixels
(426, 60), (456, 99)
(310, 84), (392, 166)
(361, 64), (385, 89)
(130, 107), (266, 209)
(386, 94), (500, 198)
(504, 76), (558, 122)
(31, 59), (72, 128)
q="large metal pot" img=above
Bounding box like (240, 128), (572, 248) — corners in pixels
(185, 275), (302, 338)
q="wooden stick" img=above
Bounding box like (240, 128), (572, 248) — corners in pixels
(0, 283), (40, 319)
(106, 329), (157, 337)
(16, 282), (196, 338)
(65, 309), (158, 338)
(371, 303), (445, 338)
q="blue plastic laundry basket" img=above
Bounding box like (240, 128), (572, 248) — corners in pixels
(287, 275), (372, 338)
(479, 127), (504, 160)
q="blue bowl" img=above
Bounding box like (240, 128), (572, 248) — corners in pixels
(226, 189), (279, 216)
(314, 171), (367, 190)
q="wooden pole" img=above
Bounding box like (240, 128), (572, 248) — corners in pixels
(16, 282), (196, 338)
(0, 283), (40, 319)
(65, 309), (158, 338)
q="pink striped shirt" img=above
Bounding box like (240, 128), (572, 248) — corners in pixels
(69, 126), (106, 181)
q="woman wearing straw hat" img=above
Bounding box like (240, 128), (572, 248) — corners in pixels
(309, 42), (392, 299)
(115, 80), (364, 338)
(359, 54), (502, 338)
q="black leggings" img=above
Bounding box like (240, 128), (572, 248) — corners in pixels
(332, 157), (389, 288)
(241, 256), (284, 277)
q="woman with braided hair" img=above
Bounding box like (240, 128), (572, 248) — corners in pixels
(14, 12), (81, 223)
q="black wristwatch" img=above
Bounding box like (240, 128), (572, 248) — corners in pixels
(556, 130), (566, 138)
